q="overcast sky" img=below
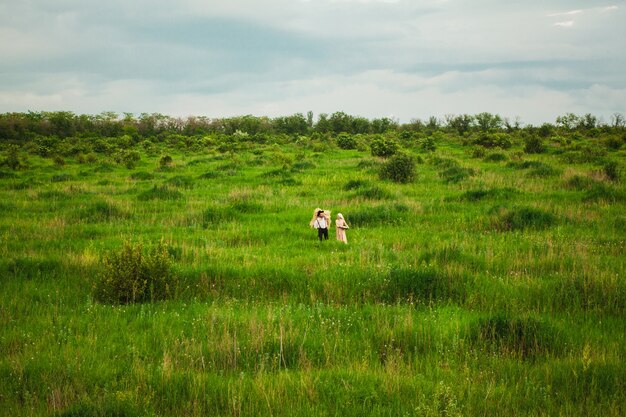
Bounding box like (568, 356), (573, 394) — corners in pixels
(1, 0), (624, 125)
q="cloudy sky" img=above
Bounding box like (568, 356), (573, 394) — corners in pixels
(1, 0), (624, 125)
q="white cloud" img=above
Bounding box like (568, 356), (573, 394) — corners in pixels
(554, 21), (575, 27)
(547, 9), (583, 17)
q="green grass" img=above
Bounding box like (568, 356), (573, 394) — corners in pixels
(0, 136), (625, 416)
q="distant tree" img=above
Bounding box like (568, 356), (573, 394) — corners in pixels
(448, 114), (474, 135)
(611, 113), (625, 129)
(475, 112), (503, 132)
(555, 113), (580, 131)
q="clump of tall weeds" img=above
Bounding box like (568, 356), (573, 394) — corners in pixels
(94, 240), (177, 304)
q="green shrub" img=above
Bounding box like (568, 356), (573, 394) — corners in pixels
(491, 206), (556, 231)
(483, 152), (507, 162)
(583, 184), (625, 203)
(159, 154), (173, 168)
(138, 185), (184, 201)
(459, 187), (518, 201)
(355, 186), (392, 200)
(51, 173), (73, 182)
(468, 314), (561, 358)
(343, 179), (369, 191)
(563, 175), (598, 190)
(129, 171), (154, 181)
(526, 164), (560, 178)
(335, 133), (357, 150)
(370, 136), (399, 158)
(2, 145), (24, 170)
(379, 152), (416, 183)
(381, 267), (466, 304)
(94, 240), (177, 304)
(166, 175), (194, 189)
(439, 166), (475, 183)
(420, 136), (436, 152)
(77, 201), (128, 222)
(603, 161), (621, 182)
(524, 136), (546, 154)
(473, 132), (512, 149)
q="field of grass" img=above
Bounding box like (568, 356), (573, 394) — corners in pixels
(1, 132), (625, 416)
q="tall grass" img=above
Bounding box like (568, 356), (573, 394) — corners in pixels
(0, 135), (624, 416)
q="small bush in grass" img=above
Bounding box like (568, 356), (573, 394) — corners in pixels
(51, 173), (73, 182)
(138, 185), (184, 201)
(343, 179), (369, 190)
(159, 155), (173, 167)
(94, 240), (177, 304)
(459, 187), (518, 201)
(381, 267), (466, 304)
(563, 175), (598, 190)
(370, 136), (399, 158)
(1, 145), (24, 170)
(439, 166), (475, 183)
(355, 186), (392, 200)
(526, 164), (560, 178)
(336, 133), (357, 150)
(77, 201), (128, 222)
(468, 314), (560, 358)
(491, 206), (556, 231)
(483, 152), (507, 162)
(603, 161), (620, 182)
(129, 171), (154, 181)
(524, 136), (546, 154)
(379, 152), (415, 183)
(166, 175), (194, 189)
(583, 183), (625, 203)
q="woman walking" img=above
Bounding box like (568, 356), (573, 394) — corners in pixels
(335, 213), (349, 244)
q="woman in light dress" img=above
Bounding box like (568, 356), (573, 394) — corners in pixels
(335, 213), (349, 244)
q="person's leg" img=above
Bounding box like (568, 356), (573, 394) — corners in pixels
(323, 228), (329, 240)
(318, 228), (323, 241)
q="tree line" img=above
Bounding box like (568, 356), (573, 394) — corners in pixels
(1, 111), (624, 142)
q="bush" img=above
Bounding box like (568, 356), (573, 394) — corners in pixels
(603, 161), (621, 182)
(343, 179), (369, 191)
(379, 152), (416, 183)
(381, 267), (466, 304)
(468, 314), (560, 358)
(335, 133), (357, 150)
(563, 175), (598, 191)
(523, 136), (546, 154)
(355, 186), (392, 200)
(491, 206), (556, 231)
(473, 132), (512, 149)
(94, 240), (177, 304)
(420, 136), (436, 152)
(1, 145), (24, 170)
(138, 185), (184, 201)
(439, 166), (475, 183)
(370, 136), (399, 158)
(159, 155), (173, 167)
(166, 175), (194, 189)
(483, 152), (507, 162)
(526, 164), (560, 178)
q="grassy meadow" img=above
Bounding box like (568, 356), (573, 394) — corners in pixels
(1, 123), (625, 416)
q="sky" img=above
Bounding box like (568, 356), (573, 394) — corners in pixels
(0, 0), (624, 125)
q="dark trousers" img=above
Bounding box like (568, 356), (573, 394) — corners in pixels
(317, 228), (328, 241)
